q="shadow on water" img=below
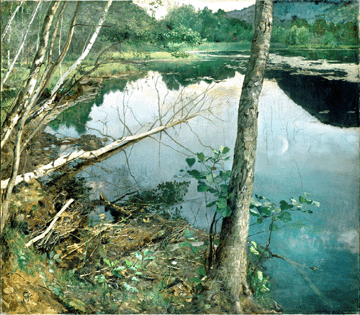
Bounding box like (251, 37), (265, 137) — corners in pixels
(266, 70), (359, 127)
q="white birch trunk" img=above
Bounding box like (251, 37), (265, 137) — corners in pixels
(0, 2), (61, 149)
(1, 1), (42, 89)
(27, 0), (112, 122)
(1, 0), (25, 42)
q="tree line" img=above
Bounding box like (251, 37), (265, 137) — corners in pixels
(272, 16), (358, 47)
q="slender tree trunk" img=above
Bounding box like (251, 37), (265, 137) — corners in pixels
(27, 0), (112, 122)
(1, 1), (113, 234)
(0, 1), (61, 149)
(1, 0), (24, 42)
(205, 0), (273, 313)
(1, 1), (42, 89)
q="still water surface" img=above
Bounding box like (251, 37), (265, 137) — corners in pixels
(47, 52), (359, 313)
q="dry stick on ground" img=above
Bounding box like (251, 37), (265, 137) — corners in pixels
(25, 198), (74, 248)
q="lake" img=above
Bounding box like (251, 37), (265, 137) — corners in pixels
(46, 49), (359, 313)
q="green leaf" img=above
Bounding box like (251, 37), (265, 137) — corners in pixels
(188, 169), (201, 180)
(196, 266), (207, 277)
(125, 260), (133, 267)
(197, 152), (205, 162)
(299, 196), (308, 204)
(184, 229), (195, 239)
(260, 206), (271, 216)
(221, 146), (230, 155)
(206, 174), (214, 183)
(131, 276), (140, 282)
(307, 210), (313, 214)
(192, 246), (200, 254)
(104, 258), (111, 267)
(222, 206), (232, 217)
(186, 158), (196, 167)
(206, 201), (217, 208)
(226, 170), (232, 177)
(220, 185), (228, 194)
(250, 246), (260, 255)
(216, 198), (227, 209)
(197, 184), (210, 192)
(257, 270), (263, 281)
(279, 211), (292, 222)
(250, 208), (261, 217)
(250, 199), (262, 208)
(250, 241), (257, 248)
(270, 223), (279, 231)
(280, 200), (292, 210)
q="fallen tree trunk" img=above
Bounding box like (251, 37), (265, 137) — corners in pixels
(1, 113), (199, 190)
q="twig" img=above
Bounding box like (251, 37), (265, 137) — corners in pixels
(25, 199), (74, 247)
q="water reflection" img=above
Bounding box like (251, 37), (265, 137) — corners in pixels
(47, 59), (359, 313)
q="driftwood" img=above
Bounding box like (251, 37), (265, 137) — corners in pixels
(25, 198), (74, 248)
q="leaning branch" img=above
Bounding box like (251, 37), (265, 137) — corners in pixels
(1, 113), (199, 190)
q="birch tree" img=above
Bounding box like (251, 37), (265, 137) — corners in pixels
(1, 1), (42, 90)
(203, 0), (273, 313)
(1, 0), (113, 234)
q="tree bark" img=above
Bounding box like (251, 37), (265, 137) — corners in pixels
(1, 0), (25, 42)
(27, 0), (112, 123)
(205, 0), (273, 313)
(1, 1), (42, 89)
(0, 1), (61, 149)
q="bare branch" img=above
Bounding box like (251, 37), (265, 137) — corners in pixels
(25, 199), (74, 248)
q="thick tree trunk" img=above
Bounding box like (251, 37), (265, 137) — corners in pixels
(205, 0), (273, 313)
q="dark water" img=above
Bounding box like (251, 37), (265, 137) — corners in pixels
(47, 51), (359, 313)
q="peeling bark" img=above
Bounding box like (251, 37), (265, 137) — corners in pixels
(205, 0), (273, 313)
